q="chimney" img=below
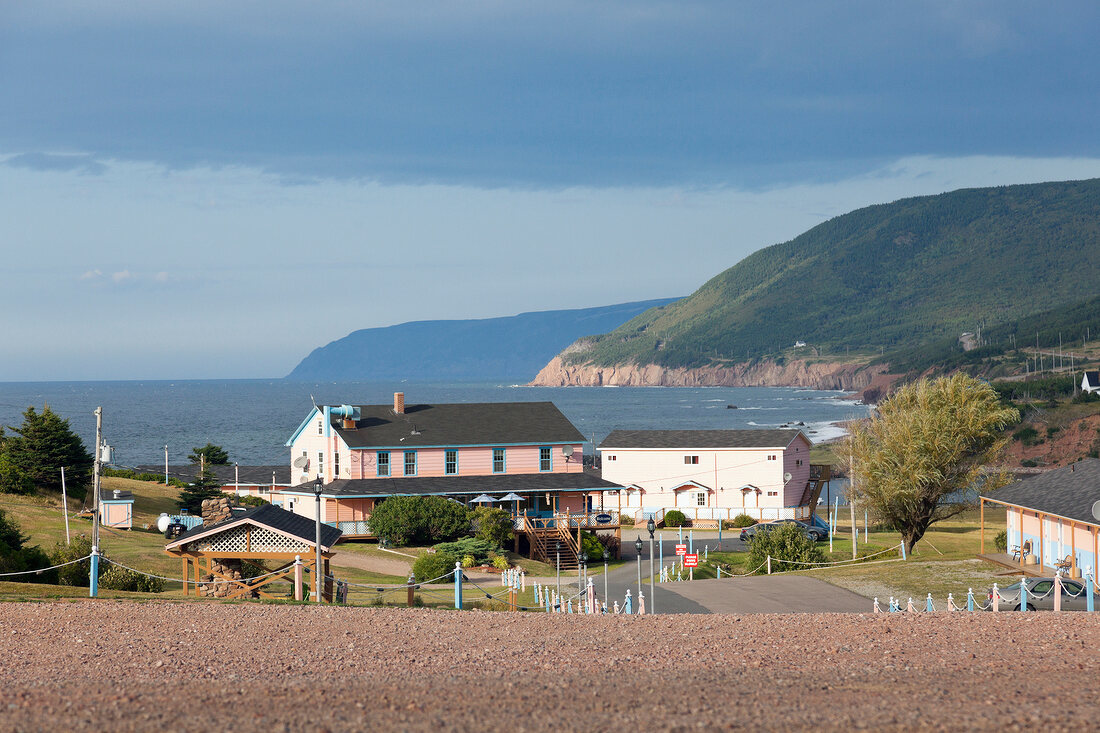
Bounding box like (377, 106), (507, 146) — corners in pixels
(394, 392), (405, 415)
(343, 416), (356, 429)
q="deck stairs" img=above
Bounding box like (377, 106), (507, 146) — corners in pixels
(522, 517), (579, 571)
(799, 464), (832, 518)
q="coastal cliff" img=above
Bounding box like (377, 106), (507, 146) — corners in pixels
(529, 356), (885, 390)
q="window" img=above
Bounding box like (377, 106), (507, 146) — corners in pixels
(795, 459), (803, 466)
(317, 420), (322, 435)
(318, 452), (324, 475)
(493, 448), (505, 473)
(377, 451), (390, 477)
(684, 455), (699, 465)
(334, 452), (340, 477)
(539, 447), (552, 472)
(696, 492), (706, 506)
(445, 450), (458, 475)
(767, 455), (776, 461)
(404, 451), (417, 476)
(606, 454), (617, 461)
(766, 491), (778, 497)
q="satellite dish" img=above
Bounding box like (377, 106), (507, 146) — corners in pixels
(293, 456), (309, 469)
(1092, 500), (1100, 522)
(783, 472), (792, 482)
(562, 446), (574, 457)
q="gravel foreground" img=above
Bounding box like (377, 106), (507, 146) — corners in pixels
(2, 602), (1099, 732)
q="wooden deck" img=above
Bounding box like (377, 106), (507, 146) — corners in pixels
(977, 553), (1062, 577)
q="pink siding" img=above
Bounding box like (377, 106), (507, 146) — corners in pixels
(101, 503), (132, 529)
(350, 443), (584, 479)
(782, 435), (813, 506)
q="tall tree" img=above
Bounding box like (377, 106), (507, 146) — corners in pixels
(189, 443), (229, 465)
(176, 465), (223, 515)
(842, 373), (1019, 552)
(1, 406), (93, 498)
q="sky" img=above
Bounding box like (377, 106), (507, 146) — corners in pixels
(2, 1), (1099, 381)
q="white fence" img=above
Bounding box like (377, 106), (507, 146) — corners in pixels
(633, 505), (813, 525)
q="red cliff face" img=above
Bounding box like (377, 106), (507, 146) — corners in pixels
(529, 356), (885, 390)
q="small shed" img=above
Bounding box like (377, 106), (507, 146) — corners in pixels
(100, 489), (135, 529)
(1083, 371), (1100, 394)
(165, 504), (342, 601)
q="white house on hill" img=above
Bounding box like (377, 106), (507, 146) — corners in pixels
(598, 429), (822, 523)
(1083, 371), (1100, 394)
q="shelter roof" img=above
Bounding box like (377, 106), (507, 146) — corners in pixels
(599, 429), (808, 450)
(990, 459), (1100, 525)
(165, 503), (342, 552)
(280, 470), (622, 498)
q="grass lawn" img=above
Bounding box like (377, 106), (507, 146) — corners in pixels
(652, 507), (1011, 604)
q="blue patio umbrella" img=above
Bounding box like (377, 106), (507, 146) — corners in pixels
(500, 492), (525, 515)
(470, 494), (496, 505)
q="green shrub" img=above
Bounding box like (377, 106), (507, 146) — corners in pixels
(238, 495), (268, 507)
(1013, 426), (1039, 445)
(0, 506), (52, 581)
(580, 531), (604, 561)
(50, 534), (96, 586)
(102, 468), (187, 488)
(369, 496), (470, 546)
(470, 506), (514, 546)
(1020, 458), (1038, 467)
(434, 538), (499, 563)
(746, 523), (827, 574)
(99, 564), (164, 593)
(663, 510), (687, 527)
(619, 514), (634, 526)
(730, 513), (758, 528)
(462, 554), (476, 568)
(412, 551), (458, 582)
(994, 529), (1008, 553)
(491, 555), (509, 570)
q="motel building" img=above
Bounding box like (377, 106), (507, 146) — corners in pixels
(981, 459), (1100, 579)
(598, 429), (831, 526)
(276, 393), (625, 565)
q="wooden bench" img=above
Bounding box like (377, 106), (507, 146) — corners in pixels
(1055, 554), (1074, 572)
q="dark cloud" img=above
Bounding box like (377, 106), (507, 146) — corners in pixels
(4, 152), (107, 175)
(0, 2), (1097, 187)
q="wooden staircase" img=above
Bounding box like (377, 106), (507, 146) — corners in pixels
(522, 516), (580, 571)
(799, 464), (832, 518)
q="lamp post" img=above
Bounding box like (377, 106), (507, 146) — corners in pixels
(647, 517), (657, 615)
(555, 540), (562, 605)
(578, 551), (588, 598)
(603, 547), (609, 610)
(313, 477), (323, 603)
(634, 536), (643, 604)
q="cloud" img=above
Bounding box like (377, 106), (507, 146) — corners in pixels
(111, 270), (133, 283)
(79, 269), (103, 280)
(3, 153), (107, 176)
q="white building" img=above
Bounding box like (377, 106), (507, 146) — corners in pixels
(1082, 370), (1100, 394)
(598, 429), (822, 523)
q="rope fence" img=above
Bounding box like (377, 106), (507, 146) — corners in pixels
(872, 571), (1098, 614)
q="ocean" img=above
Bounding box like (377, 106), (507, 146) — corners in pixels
(0, 380), (871, 469)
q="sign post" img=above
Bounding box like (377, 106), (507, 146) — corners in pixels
(675, 543), (687, 574)
(684, 553), (699, 581)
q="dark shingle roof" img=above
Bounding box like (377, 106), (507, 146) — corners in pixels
(990, 459), (1100, 525)
(281, 471), (622, 498)
(138, 465), (292, 485)
(331, 401), (585, 448)
(100, 490), (133, 501)
(599, 429), (807, 450)
(166, 503), (342, 550)
(1085, 371), (1100, 388)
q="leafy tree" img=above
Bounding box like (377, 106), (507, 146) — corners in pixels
(746, 522), (826, 574)
(177, 465), (223, 515)
(842, 373), (1019, 553)
(1, 406), (93, 498)
(368, 496), (469, 546)
(189, 443), (229, 465)
(469, 507), (513, 547)
(0, 506), (52, 579)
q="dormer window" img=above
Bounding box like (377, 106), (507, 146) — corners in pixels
(317, 420), (322, 435)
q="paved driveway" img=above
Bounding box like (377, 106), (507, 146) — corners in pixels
(660, 574), (871, 614)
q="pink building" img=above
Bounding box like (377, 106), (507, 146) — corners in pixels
(598, 429), (826, 524)
(100, 489), (134, 529)
(279, 393), (623, 561)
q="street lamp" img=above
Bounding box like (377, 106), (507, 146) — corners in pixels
(555, 540), (562, 604)
(647, 518), (657, 615)
(634, 536), (643, 606)
(603, 547), (609, 611)
(578, 551), (588, 598)
(313, 477), (323, 603)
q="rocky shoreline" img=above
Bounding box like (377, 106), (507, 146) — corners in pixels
(529, 355), (886, 391)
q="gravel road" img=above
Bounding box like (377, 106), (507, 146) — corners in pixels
(2, 601), (1098, 731)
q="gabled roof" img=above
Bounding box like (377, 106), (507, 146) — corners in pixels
(307, 401), (586, 449)
(599, 429), (808, 450)
(1084, 371), (1100, 388)
(989, 459), (1100, 526)
(279, 470), (622, 498)
(137, 465), (292, 485)
(165, 503), (342, 552)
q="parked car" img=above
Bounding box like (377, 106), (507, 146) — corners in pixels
(739, 519), (828, 542)
(985, 577), (1096, 611)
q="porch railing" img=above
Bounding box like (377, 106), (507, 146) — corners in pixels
(631, 505), (812, 525)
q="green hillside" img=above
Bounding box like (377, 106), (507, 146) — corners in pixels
(564, 178), (1100, 370)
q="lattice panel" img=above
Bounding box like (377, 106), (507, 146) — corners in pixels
(185, 523), (312, 553)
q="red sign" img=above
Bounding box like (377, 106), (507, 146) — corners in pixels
(684, 553), (699, 568)
(675, 544), (687, 556)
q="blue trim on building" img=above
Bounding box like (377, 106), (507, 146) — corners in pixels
(444, 449), (458, 475)
(539, 446), (552, 472)
(492, 447), (506, 474)
(377, 451), (391, 477)
(285, 407), (320, 447)
(343, 440), (580, 451)
(404, 450), (418, 476)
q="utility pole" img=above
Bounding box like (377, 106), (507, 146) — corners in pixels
(849, 455), (857, 560)
(90, 407), (103, 598)
(164, 444), (169, 485)
(60, 467), (70, 545)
